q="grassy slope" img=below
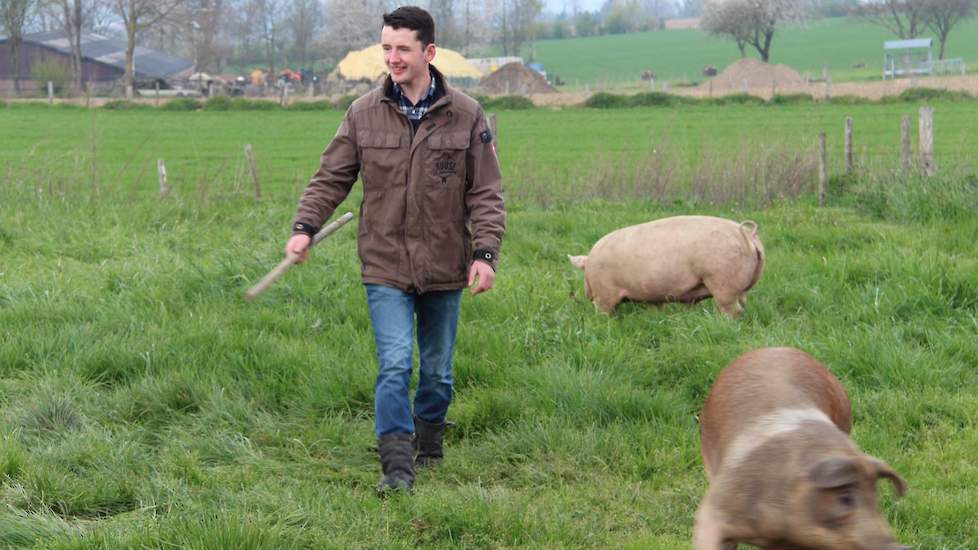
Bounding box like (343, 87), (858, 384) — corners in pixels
(0, 106), (977, 548)
(528, 17), (978, 85)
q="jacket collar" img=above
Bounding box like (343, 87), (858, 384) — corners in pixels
(383, 64), (452, 109)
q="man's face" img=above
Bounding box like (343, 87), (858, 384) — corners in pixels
(381, 25), (435, 87)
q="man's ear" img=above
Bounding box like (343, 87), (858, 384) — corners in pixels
(425, 43), (436, 64)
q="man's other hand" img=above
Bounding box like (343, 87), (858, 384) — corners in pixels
(286, 234), (311, 263)
(467, 260), (495, 295)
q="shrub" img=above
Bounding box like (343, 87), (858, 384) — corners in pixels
(202, 96), (232, 111)
(101, 100), (151, 111)
(162, 98), (202, 111)
(484, 95), (534, 110)
(584, 92), (628, 108)
(769, 93), (814, 105)
(334, 94), (358, 110)
(470, 93), (491, 108)
(827, 94), (872, 105)
(228, 98), (279, 110)
(897, 87), (974, 102)
(286, 100), (334, 111)
(627, 92), (679, 107)
(708, 93), (765, 106)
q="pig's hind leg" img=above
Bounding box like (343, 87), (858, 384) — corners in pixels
(702, 277), (743, 319)
(693, 500), (739, 550)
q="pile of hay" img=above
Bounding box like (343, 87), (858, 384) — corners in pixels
(477, 62), (555, 95)
(702, 58), (805, 92)
(334, 44), (483, 81)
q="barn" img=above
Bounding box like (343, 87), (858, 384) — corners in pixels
(0, 30), (192, 94)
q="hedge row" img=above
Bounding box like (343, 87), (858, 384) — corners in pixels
(5, 86), (972, 113)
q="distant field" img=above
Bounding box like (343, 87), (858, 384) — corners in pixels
(1, 105), (977, 547)
(523, 17), (978, 85)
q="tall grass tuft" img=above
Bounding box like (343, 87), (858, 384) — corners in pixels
(20, 394), (83, 435)
(853, 171), (978, 222)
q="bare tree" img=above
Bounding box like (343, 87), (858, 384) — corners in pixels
(859, 0), (930, 38)
(429, 0), (460, 48)
(0, 0), (36, 93)
(172, 0), (225, 72)
(922, 0), (977, 58)
(701, 0), (809, 62)
(496, 0), (541, 56)
(678, 0), (700, 17)
(54, 0), (83, 90)
(320, 0), (388, 63)
(113, 0), (183, 90)
(286, 0), (322, 69)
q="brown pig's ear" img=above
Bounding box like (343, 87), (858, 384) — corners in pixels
(867, 456), (908, 498)
(808, 456), (860, 489)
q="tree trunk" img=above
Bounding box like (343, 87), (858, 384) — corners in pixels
(126, 22), (137, 91)
(11, 40), (22, 94)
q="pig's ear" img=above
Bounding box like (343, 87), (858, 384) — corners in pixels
(808, 456), (860, 489)
(866, 456), (908, 498)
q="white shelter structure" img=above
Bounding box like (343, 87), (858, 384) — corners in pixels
(883, 38), (933, 79)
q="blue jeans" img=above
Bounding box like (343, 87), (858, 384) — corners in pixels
(365, 284), (462, 437)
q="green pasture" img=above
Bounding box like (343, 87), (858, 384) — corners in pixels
(1, 105), (977, 548)
(526, 17), (978, 85)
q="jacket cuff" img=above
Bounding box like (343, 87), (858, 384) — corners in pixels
(292, 221), (319, 238)
(472, 249), (498, 270)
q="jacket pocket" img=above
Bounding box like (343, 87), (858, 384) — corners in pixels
(358, 131), (406, 191)
(424, 131), (469, 222)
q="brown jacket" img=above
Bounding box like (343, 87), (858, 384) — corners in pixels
(293, 66), (506, 293)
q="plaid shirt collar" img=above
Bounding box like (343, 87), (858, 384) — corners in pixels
(393, 71), (437, 122)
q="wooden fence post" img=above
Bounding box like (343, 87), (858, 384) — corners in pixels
(844, 117), (854, 174)
(818, 132), (828, 207)
(900, 115), (912, 171)
(158, 159), (170, 198)
(244, 144), (262, 199)
(918, 107), (935, 176)
(47, 81), (54, 104)
(155, 81), (160, 106)
(825, 75), (832, 100)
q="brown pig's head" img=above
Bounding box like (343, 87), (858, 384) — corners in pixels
(794, 455), (909, 550)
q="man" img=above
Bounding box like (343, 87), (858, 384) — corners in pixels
(285, 6), (505, 493)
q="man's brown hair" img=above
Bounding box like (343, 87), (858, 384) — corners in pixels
(382, 6), (435, 48)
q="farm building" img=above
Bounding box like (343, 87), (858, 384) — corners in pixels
(0, 30), (192, 94)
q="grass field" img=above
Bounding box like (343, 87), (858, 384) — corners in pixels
(524, 17), (978, 86)
(1, 103), (977, 548)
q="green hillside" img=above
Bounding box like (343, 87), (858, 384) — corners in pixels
(525, 17), (978, 85)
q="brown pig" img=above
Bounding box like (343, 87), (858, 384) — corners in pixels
(695, 347), (909, 550)
(568, 215), (764, 318)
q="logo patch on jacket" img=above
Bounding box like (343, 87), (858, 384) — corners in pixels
(436, 155), (457, 182)
(480, 130), (492, 144)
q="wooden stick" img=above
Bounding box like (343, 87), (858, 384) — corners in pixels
(844, 116), (854, 174)
(818, 132), (827, 207)
(158, 158), (170, 198)
(244, 144), (261, 199)
(918, 107), (935, 176)
(244, 212), (354, 301)
(900, 115), (912, 171)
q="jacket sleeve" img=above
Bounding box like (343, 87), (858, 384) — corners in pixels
(292, 108), (360, 232)
(465, 108), (506, 270)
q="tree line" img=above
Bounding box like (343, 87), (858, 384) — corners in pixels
(701, 0), (977, 63)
